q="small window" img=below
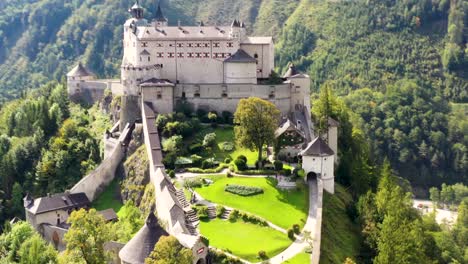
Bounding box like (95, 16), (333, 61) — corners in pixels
(204, 43), (209, 47)
(177, 43), (183, 48)
(182, 92), (186, 98)
(157, 92), (162, 99)
(222, 92), (228, 98)
(157, 52), (164, 58)
(177, 52), (184, 58)
(213, 42), (220, 48)
(168, 52), (175, 58)
(188, 43), (193, 48)
(194, 92), (200, 98)
(269, 92), (275, 99)
(227, 42), (233, 47)
(141, 42), (148, 47)
(254, 53), (258, 59)
(140, 56), (142, 62)
(148, 57), (151, 62)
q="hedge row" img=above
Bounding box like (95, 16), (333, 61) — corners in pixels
(187, 163), (228, 173)
(225, 184), (264, 196)
(228, 209), (268, 226)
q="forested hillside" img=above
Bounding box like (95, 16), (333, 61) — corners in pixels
(0, 0), (466, 201)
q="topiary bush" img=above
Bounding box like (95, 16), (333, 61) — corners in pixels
(293, 224), (300, 234)
(283, 168), (292, 176)
(224, 157), (232, 164)
(234, 158), (247, 171)
(202, 133), (217, 147)
(274, 160), (284, 171)
(237, 155), (247, 163)
(168, 170), (175, 178)
(221, 141), (234, 151)
(201, 159), (214, 169)
(287, 228), (295, 240)
(225, 184), (264, 196)
(258, 250), (267, 260)
(216, 205), (226, 218)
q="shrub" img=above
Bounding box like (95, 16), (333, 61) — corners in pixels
(200, 236), (209, 247)
(283, 168), (292, 176)
(221, 142), (234, 151)
(201, 159), (214, 169)
(237, 155), (247, 163)
(196, 109), (207, 119)
(168, 170), (176, 178)
(155, 114), (169, 131)
(258, 250), (267, 260)
(234, 169), (276, 175)
(203, 133), (217, 147)
(196, 206), (208, 218)
(187, 163), (229, 173)
(226, 171), (233, 178)
(224, 158), (232, 164)
(234, 158), (247, 171)
(222, 111), (232, 124)
(189, 143), (203, 154)
(190, 154), (203, 167)
(293, 224), (300, 234)
(216, 205), (226, 218)
(184, 178), (203, 188)
(274, 160), (283, 171)
(162, 135), (183, 152)
(287, 228), (295, 240)
(225, 184), (263, 196)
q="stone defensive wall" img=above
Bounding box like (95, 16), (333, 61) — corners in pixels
(141, 101), (208, 263)
(70, 122), (133, 201)
(173, 83), (292, 114)
(70, 79), (124, 105)
(40, 224), (68, 251)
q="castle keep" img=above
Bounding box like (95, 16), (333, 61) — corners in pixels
(68, 2), (311, 127)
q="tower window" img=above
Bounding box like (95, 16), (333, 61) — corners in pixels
(148, 57), (151, 62)
(182, 92), (186, 98)
(157, 92), (162, 99)
(194, 92), (200, 98)
(222, 92), (228, 98)
(254, 53), (258, 59)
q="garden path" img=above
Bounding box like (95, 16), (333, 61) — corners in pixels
(266, 179), (318, 264)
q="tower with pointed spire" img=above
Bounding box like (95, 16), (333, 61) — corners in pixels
(153, 2), (168, 27)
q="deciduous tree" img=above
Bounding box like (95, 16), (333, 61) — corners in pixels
(145, 236), (192, 264)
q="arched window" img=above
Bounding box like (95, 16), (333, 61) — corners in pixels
(254, 53), (258, 59)
(182, 92), (186, 98)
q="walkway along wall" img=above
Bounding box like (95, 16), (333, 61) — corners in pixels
(312, 180), (324, 264)
(140, 101), (208, 264)
(70, 123), (133, 201)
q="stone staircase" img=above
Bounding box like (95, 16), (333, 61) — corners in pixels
(220, 208), (232, 220)
(207, 206), (217, 219)
(175, 189), (190, 208)
(184, 208), (200, 235)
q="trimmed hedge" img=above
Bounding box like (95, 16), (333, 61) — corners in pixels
(187, 163), (228, 173)
(184, 178), (203, 188)
(233, 169), (276, 175)
(228, 209), (268, 226)
(225, 184), (264, 196)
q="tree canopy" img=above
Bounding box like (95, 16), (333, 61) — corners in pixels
(145, 236), (193, 264)
(234, 97), (280, 166)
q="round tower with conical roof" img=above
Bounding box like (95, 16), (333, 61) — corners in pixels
(66, 62), (95, 99)
(283, 63), (311, 113)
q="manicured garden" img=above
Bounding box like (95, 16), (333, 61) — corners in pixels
(199, 218), (291, 262)
(193, 176), (308, 229)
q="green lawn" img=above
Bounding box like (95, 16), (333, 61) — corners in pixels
(193, 126), (262, 166)
(92, 179), (125, 217)
(283, 252), (310, 264)
(194, 176), (308, 229)
(199, 218), (291, 262)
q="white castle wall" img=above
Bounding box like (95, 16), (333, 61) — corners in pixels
(224, 62), (257, 84)
(302, 154), (335, 194)
(70, 123), (132, 201)
(240, 41), (274, 78)
(312, 180), (324, 264)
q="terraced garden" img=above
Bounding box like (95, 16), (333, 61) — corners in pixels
(199, 218), (291, 262)
(193, 176), (308, 229)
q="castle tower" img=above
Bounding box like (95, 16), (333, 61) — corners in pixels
(283, 63), (311, 113)
(153, 2), (168, 27)
(230, 19), (246, 41)
(66, 62), (95, 101)
(300, 137), (335, 194)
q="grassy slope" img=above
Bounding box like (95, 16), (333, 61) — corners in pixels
(320, 184), (362, 264)
(282, 252), (310, 264)
(194, 176), (308, 229)
(92, 179), (124, 217)
(199, 218), (291, 262)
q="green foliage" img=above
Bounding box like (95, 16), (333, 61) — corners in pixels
(216, 205), (225, 218)
(287, 228), (295, 240)
(63, 209), (111, 264)
(274, 160), (283, 171)
(202, 133), (217, 148)
(258, 250), (267, 260)
(145, 236), (193, 264)
(225, 184), (264, 196)
(18, 234), (58, 264)
(234, 158), (247, 171)
(184, 178), (203, 189)
(109, 202), (144, 243)
(292, 224), (300, 235)
(234, 98), (281, 166)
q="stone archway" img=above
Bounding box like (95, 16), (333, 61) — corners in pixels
(306, 171), (318, 182)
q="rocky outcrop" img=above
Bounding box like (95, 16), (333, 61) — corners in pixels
(120, 144), (149, 206)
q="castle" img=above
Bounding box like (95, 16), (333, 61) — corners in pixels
(24, 2), (337, 264)
(67, 1), (311, 127)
